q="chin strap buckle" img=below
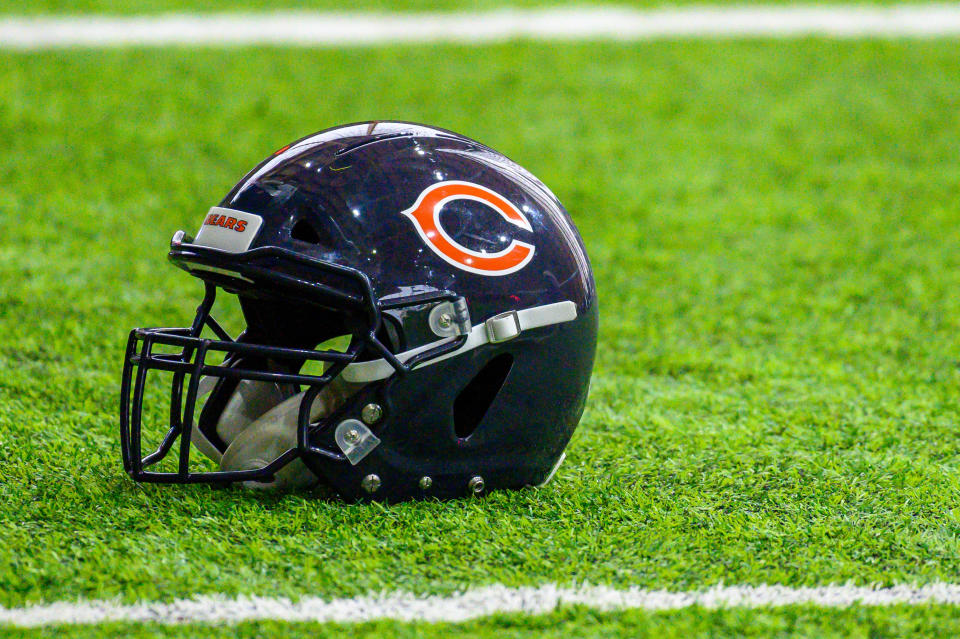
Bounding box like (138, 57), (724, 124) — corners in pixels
(485, 310), (522, 344)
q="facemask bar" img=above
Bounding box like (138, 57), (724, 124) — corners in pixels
(120, 277), (471, 485)
(120, 283), (366, 483)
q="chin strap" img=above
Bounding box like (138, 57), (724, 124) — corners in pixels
(343, 300), (577, 383)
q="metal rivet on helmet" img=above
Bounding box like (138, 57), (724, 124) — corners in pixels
(361, 403), (383, 425)
(468, 476), (485, 494)
(361, 474), (381, 493)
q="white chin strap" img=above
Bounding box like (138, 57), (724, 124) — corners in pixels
(191, 376), (361, 490)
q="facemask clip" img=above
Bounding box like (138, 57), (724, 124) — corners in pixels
(334, 419), (381, 465)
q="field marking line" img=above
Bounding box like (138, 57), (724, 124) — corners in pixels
(4, 5), (960, 48)
(4, 582), (960, 627)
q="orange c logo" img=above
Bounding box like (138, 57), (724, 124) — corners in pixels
(402, 181), (535, 276)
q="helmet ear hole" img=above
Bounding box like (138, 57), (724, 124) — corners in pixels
(453, 354), (514, 439)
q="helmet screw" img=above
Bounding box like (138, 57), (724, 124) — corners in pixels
(437, 313), (453, 329)
(419, 476), (433, 490)
(468, 476), (485, 494)
(343, 429), (361, 445)
(361, 403), (383, 425)
(361, 474), (381, 494)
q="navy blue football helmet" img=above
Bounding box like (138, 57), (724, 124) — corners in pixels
(120, 121), (598, 502)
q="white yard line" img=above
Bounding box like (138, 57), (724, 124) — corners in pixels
(3, 5), (960, 49)
(4, 582), (960, 627)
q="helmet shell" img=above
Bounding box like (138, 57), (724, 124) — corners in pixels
(168, 121), (600, 500)
(217, 121), (595, 329)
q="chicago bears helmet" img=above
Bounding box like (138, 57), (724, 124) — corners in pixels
(120, 121), (598, 502)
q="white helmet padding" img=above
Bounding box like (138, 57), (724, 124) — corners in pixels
(190, 376), (295, 464)
(191, 375), (363, 490)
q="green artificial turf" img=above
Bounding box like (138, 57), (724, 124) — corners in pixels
(0, 0), (936, 15)
(1, 38), (960, 635)
(10, 604), (960, 638)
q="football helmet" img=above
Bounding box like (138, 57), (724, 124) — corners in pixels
(120, 121), (598, 502)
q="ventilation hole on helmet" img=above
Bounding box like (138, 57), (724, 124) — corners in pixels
(453, 353), (514, 439)
(291, 219), (322, 244)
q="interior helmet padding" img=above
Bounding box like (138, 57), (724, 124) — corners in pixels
(210, 376), (364, 489)
(217, 379), (296, 449)
(218, 392), (319, 490)
(191, 377), (296, 464)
